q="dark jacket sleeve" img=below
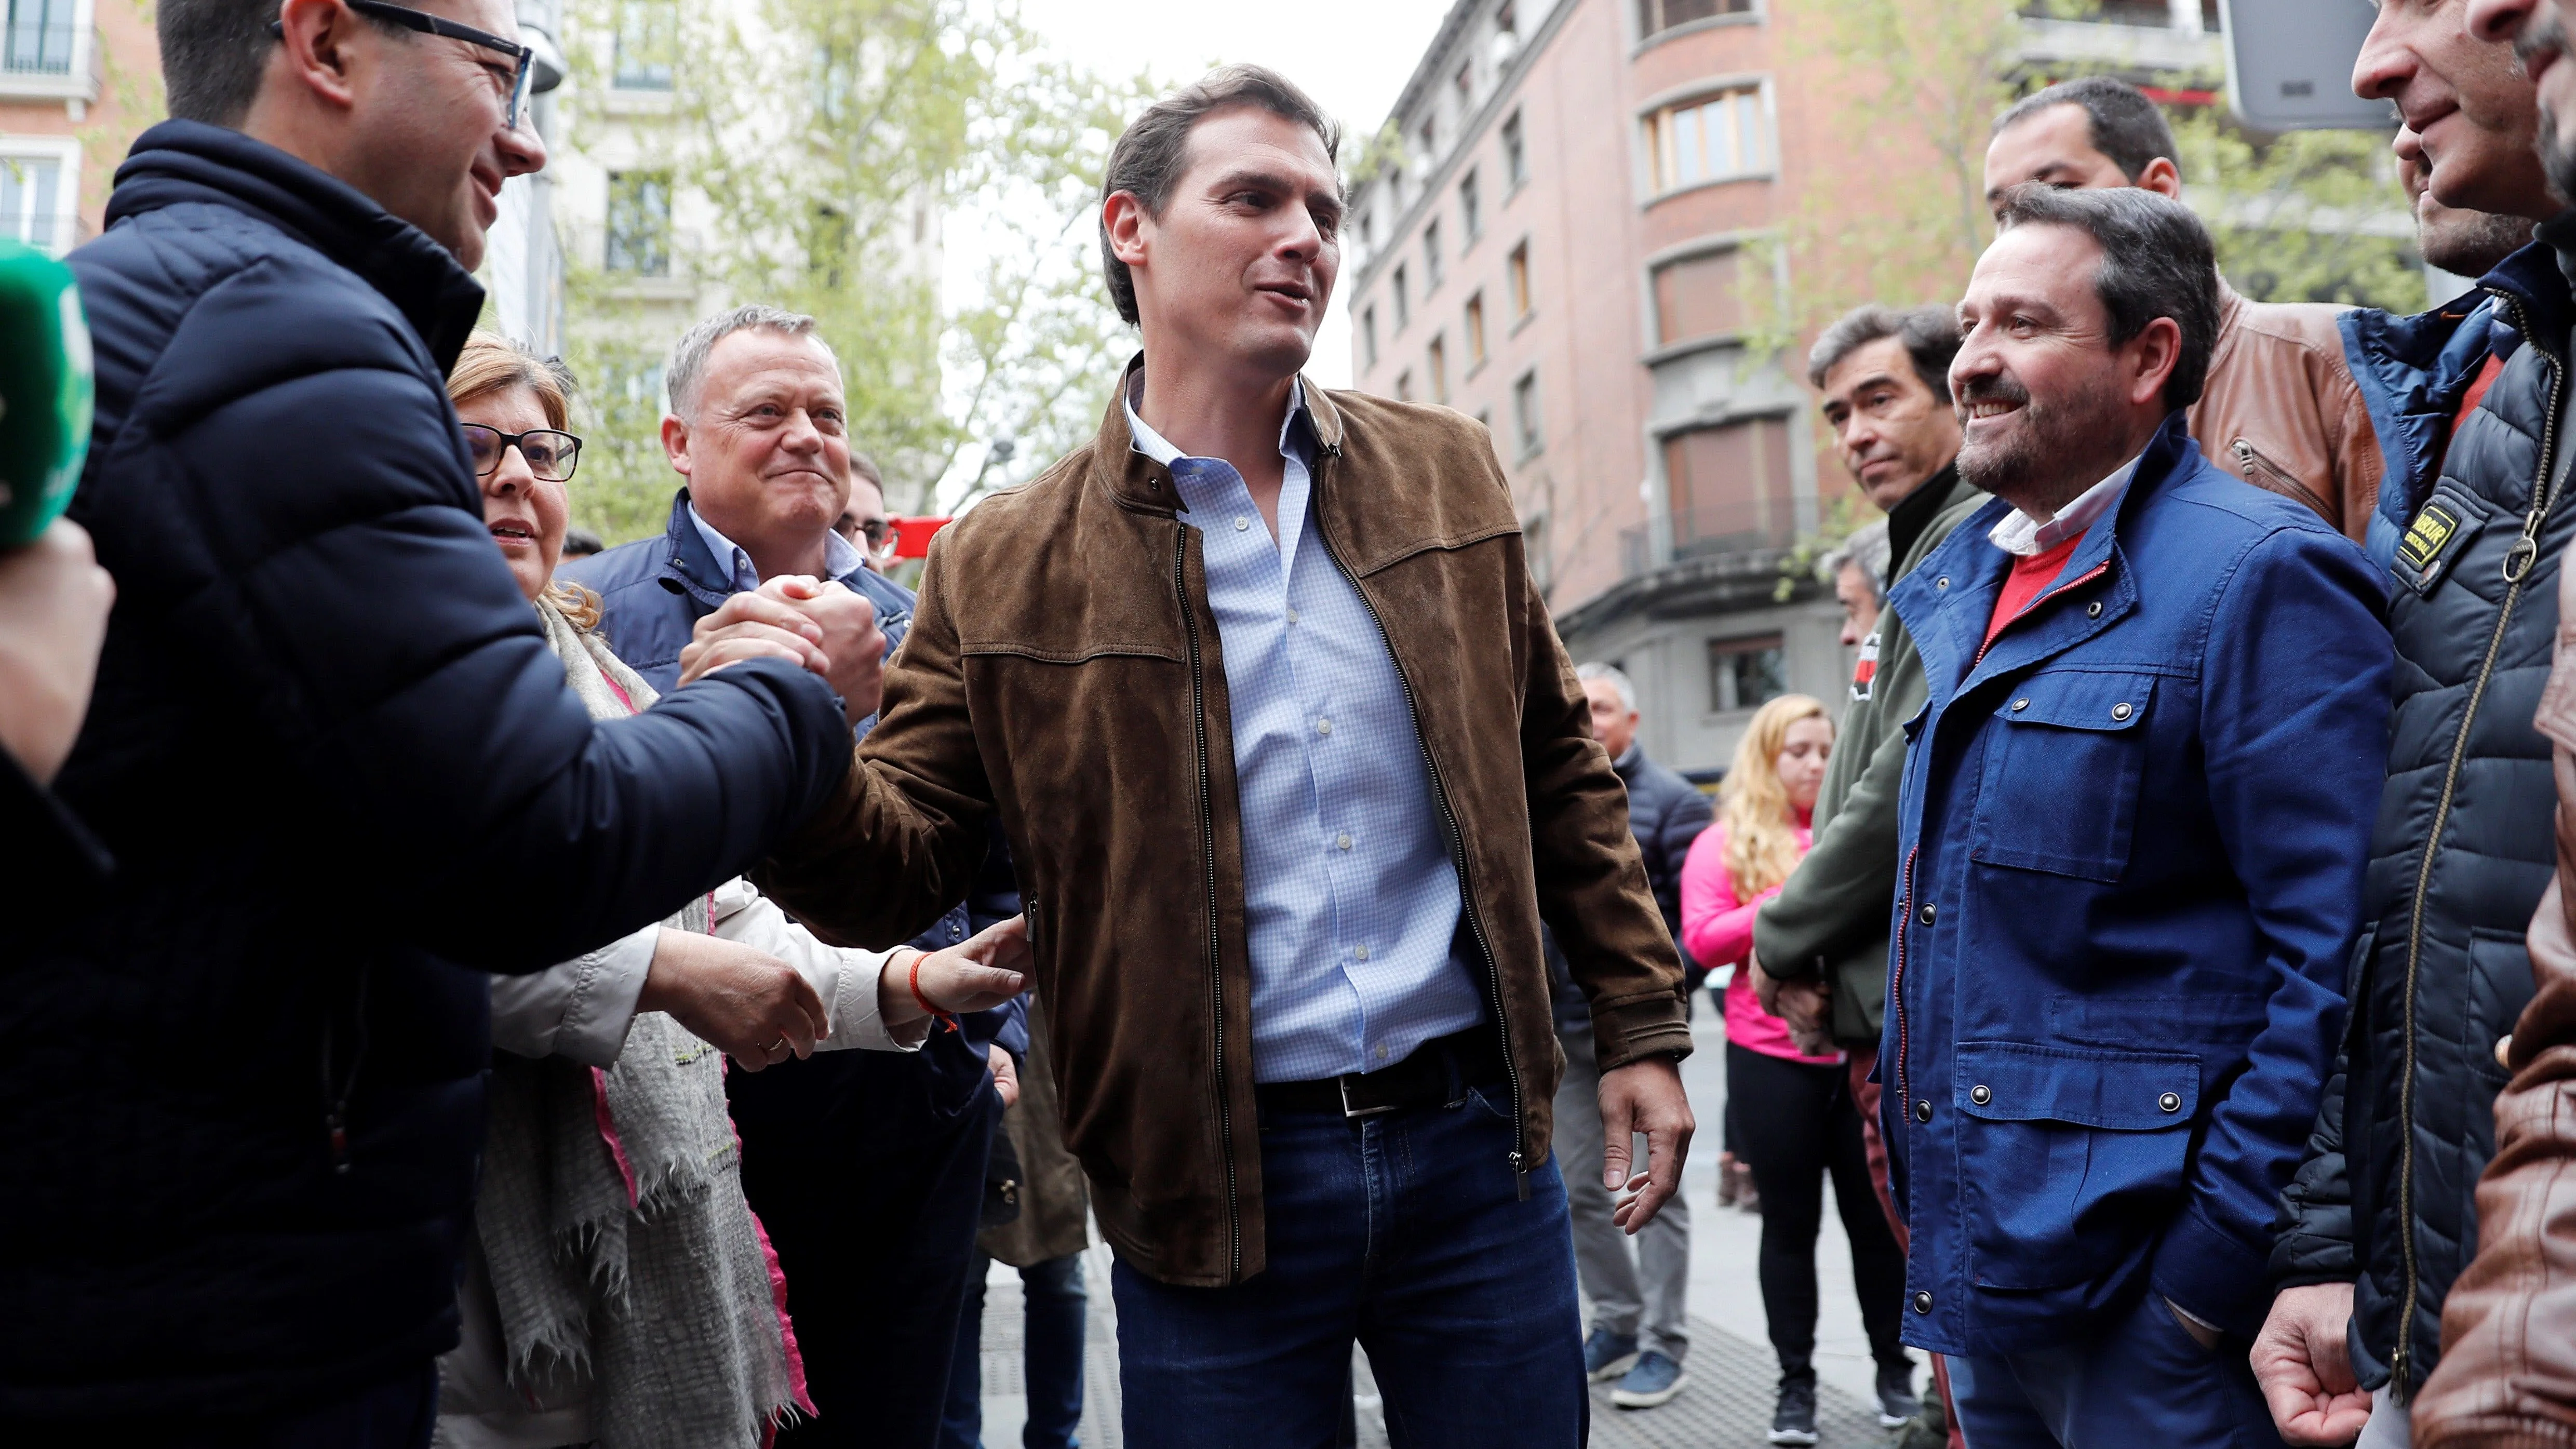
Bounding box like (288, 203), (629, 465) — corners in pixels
(95, 325), (854, 973)
(2, 750), (113, 915)
(2268, 1036), (2357, 1290)
(1522, 571), (1694, 1069)
(754, 529), (998, 948)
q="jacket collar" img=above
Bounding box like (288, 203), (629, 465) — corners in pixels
(1899, 411), (2195, 707)
(106, 120), (486, 375)
(1882, 461), (1963, 578)
(652, 486), (918, 622)
(1091, 352), (1347, 514)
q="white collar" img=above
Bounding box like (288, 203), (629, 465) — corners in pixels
(688, 499), (863, 586)
(1124, 373), (1310, 467)
(1987, 451), (2143, 558)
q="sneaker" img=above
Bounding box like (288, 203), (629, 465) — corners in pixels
(1876, 1359), (1923, 1429)
(1611, 1350), (1687, 1409)
(1768, 1377), (1819, 1446)
(1581, 1327), (1640, 1383)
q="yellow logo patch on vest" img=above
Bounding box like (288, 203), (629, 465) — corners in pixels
(2399, 502), (2461, 573)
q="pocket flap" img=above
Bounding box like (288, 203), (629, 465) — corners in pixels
(1955, 1041), (2199, 1129)
(1996, 672), (2156, 732)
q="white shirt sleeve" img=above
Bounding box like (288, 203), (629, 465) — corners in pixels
(706, 877), (928, 1052)
(487, 923), (659, 1067)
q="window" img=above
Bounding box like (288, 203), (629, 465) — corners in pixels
(1428, 336), (1448, 404)
(1362, 305), (1380, 370)
(605, 172), (672, 276)
(1639, 0), (1753, 41)
(1497, 1), (1519, 44)
(1707, 636), (1786, 714)
(1508, 241), (1532, 319)
(1418, 116), (1438, 164)
(4, 0), (75, 73)
(1465, 292), (1487, 367)
(612, 0), (677, 89)
(1652, 248), (1746, 346)
(1424, 220), (1443, 289)
(1456, 62), (1475, 110)
(1512, 370), (1542, 455)
(1459, 169), (1482, 240)
(1665, 417), (1796, 554)
(1646, 86), (1769, 193)
(1396, 370), (1416, 404)
(1501, 112), (1527, 189)
(1393, 263), (1411, 330)
(0, 154), (64, 252)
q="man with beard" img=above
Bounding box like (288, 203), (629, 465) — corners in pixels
(2252, 4), (2575, 1443)
(1883, 184), (2389, 1449)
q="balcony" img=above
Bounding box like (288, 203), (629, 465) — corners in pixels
(2, 0), (91, 103)
(2017, 1), (2223, 73)
(1618, 499), (1796, 580)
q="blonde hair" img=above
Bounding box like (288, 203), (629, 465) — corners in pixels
(446, 333), (601, 633)
(1720, 694), (1831, 898)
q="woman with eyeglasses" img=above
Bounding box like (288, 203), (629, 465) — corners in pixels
(434, 333), (1030, 1449)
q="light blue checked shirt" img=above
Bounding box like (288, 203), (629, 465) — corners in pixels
(1128, 377), (1488, 1083)
(689, 500), (866, 592)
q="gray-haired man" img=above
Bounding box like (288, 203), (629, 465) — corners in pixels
(1553, 663), (1710, 1411)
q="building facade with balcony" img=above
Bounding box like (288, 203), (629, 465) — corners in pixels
(1345, 0), (2282, 776)
(2, 0), (158, 256)
(1345, 0), (1840, 777)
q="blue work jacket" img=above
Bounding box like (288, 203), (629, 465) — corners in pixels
(1882, 411), (2392, 1356)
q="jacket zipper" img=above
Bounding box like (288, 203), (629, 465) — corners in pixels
(1173, 524), (1244, 1281)
(2231, 438), (2337, 519)
(2390, 291), (2564, 1394)
(1310, 448), (1530, 1198)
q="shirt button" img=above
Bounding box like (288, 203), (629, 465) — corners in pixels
(1913, 1098), (1931, 1123)
(1912, 1291), (1934, 1314)
(1287, 607), (1300, 624)
(1920, 903), (1936, 925)
(1317, 718), (1334, 736)
(1356, 945), (1372, 962)
(1336, 833), (1353, 851)
(1233, 515), (1250, 531)
(1375, 1043), (1389, 1062)
(1970, 1084), (1992, 1106)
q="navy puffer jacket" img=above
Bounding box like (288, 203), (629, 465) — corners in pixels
(2274, 236), (2575, 1396)
(3, 122), (854, 1420)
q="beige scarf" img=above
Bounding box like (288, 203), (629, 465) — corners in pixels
(469, 597), (809, 1448)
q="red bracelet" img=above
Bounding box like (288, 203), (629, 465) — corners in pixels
(908, 952), (958, 1032)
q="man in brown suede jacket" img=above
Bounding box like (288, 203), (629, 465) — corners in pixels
(687, 64), (1694, 1447)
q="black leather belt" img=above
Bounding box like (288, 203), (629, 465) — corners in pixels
(1254, 1025), (1508, 1119)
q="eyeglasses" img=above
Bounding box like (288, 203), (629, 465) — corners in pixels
(462, 423), (583, 481)
(844, 517), (892, 547)
(268, 0), (536, 131)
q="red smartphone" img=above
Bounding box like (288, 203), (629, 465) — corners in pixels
(890, 516), (951, 559)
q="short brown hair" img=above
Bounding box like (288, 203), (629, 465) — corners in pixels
(1099, 64), (1341, 325)
(447, 332), (601, 631)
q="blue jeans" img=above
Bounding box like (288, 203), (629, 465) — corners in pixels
(1947, 1286), (2289, 1448)
(939, 1251), (1089, 1449)
(1110, 1080), (1587, 1449)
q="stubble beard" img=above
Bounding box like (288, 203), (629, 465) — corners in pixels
(1956, 371), (2129, 521)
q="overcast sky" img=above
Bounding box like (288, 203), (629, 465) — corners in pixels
(978, 0), (1457, 390)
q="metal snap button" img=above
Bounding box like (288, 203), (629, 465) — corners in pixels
(2087, 600), (2103, 619)
(2111, 702), (2134, 721)
(2011, 697), (2030, 712)
(2158, 1092), (2181, 1113)
(1914, 1098), (1932, 1123)
(1970, 1084), (1992, 1106)
(1919, 903), (1936, 925)
(1912, 1291), (1933, 1313)
(1936, 577), (1950, 589)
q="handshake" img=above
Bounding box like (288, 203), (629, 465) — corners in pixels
(1748, 952), (1835, 1058)
(678, 574), (889, 724)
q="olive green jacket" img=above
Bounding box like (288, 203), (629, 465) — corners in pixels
(1752, 467), (1984, 1046)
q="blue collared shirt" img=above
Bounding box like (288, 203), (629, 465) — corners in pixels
(689, 501), (866, 593)
(1126, 377), (1487, 1083)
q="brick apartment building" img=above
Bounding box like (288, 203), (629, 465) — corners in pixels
(1344, 0), (2230, 776)
(2, 0), (159, 254)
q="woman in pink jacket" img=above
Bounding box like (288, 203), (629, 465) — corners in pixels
(1680, 694), (1913, 1445)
